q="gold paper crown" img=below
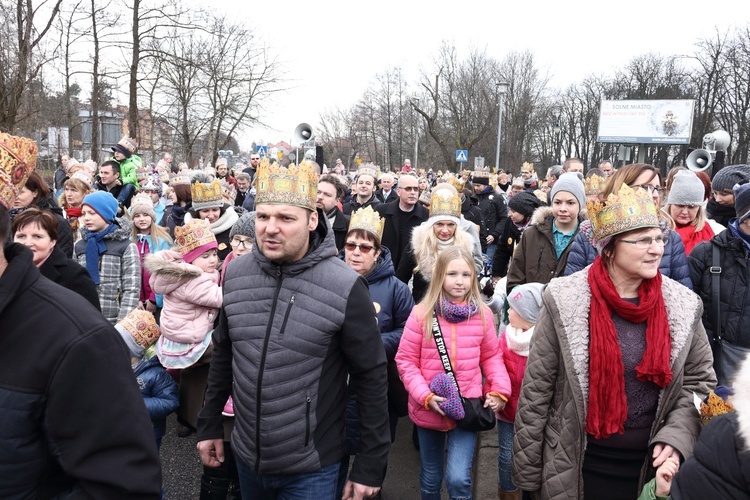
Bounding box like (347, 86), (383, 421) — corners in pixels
(522, 162), (534, 170)
(699, 391), (735, 425)
(349, 206), (385, 241)
(473, 167), (490, 178)
(256, 162), (318, 211)
(170, 172), (191, 185)
(118, 309), (160, 349)
(357, 163), (378, 180)
(445, 175), (466, 192)
(191, 178), (223, 210)
(221, 181), (237, 202)
(116, 136), (138, 154)
(175, 218), (217, 256)
(429, 183), (461, 219)
(584, 173), (605, 196)
(70, 170), (94, 188)
(587, 183), (659, 242)
(0, 132), (38, 209)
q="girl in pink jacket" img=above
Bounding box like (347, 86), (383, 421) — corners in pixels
(145, 218), (222, 370)
(396, 246), (511, 500)
(497, 282), (544, 500)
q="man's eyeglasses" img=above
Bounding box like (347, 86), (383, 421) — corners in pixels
(250, 157), (261, 161)
(631, 184), (666, 196)
(344, 242), (375, 254)
(619, 236), (666, 249)
(230, 238), (253, 249)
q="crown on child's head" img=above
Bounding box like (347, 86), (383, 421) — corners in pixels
(349, 206), (385, 242)
(118, 309), (160, 349)
(429, 183), (461, 219)
(175, 218), (217, 257)
(191, 178), (223, 210)
(255, 161), (318, 211)
(587, 183), (659, 243)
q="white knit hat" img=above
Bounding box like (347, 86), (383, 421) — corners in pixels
(666, 170), (704, 205)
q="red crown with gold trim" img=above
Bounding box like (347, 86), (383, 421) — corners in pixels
(0, 132), (38, 209)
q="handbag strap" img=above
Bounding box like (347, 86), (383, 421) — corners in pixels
(710, 242), (722, 342)
(430, 315), (465, 400)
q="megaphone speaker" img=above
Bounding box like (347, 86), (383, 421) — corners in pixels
(294, 123), (314, 144)
(687, 149), (713, 172)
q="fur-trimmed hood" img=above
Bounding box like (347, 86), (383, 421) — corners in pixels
(410, 219), (475, 283)
(529, 206), (588, 227)
(733, 355), (750, 451)
(144, 249), (203, 295)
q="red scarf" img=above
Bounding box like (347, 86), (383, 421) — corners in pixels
(586, 257), (672, 439)
(66, 207), (83, 218)
(675, 223), (715, 255)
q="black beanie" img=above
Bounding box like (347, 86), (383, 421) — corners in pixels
(508, 191), (545, 218)
(712, 165), (750, 193)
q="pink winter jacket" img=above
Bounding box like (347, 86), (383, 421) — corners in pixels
(145, 250), (222, 344)
(395, 304), (511, 431)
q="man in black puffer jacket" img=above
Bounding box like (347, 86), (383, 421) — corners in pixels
(197, 162), (390, 500)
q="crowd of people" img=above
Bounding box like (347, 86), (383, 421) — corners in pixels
(1, 131), (749, 500)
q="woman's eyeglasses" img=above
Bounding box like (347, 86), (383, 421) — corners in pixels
(344, 242), (375, 254)
(619, 236), (666, 249)
(631, 184), (666, 196)
(230, 238), (253, 248)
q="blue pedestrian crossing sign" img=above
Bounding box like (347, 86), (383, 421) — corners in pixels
(256, 145), (268, 157)
(456, 150), (468, 162)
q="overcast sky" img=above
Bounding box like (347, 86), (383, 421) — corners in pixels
(214, 0), (749, 149)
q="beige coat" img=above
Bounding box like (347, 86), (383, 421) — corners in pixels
(511, 268), (716, 500)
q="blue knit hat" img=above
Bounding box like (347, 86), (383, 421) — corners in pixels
(82, 191), (118, 223)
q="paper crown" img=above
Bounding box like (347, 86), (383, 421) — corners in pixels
(115, 136), (138, 154)
(473, 167), (490, 178)
(445, 175), (466, 192)
(0, 132), (38, 209)
(221, 181), (237, 202)
(522, 162), (534, 171)
(699, 390), (735, 425)
(587, 183), (659, 243)
(141, 175), (162, 193)
(170, 172), (191, 185)
(191, 178), (223, 210)
(256, 161), (318, 211)
(584, 173), (605, 196)
(349, 205), (385, 241)
(175, 218), (217, 257)
(117, 309), (160, 349)
(70, 169), (94, 188)
(215, 157), (228, 167)
(357, 163), (378, 180)
(429, 183), (461, 219)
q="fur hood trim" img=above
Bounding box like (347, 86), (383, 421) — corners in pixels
(732, 355), (750, 451)
(545, 267), (700, 414)
(410, 222), (475, 283)
(144, 250), (202, 291)
(530, 206), (589, 227)
(505, 324), (533, 357)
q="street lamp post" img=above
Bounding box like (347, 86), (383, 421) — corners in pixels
(552, 112), (561, 165)
(495, 82), (509, 172)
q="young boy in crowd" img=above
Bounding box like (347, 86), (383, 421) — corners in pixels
(111, 136), (142, 207)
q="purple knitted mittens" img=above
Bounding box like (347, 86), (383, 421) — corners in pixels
(429, 373), (464, 420)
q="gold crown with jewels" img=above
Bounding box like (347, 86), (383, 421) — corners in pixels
(429, 183), (461, 219)
(584, 173), (605, 197)
(117, 309), (160, 349)
(175, 218), (217, 256)
(587, 183), (659, 242)
(349, 205), (385, 241)
(0, 132), (37, 209)
(191, 178), (223, 210)
(356, 163), (379, 180)
(256, 161), (318, 211)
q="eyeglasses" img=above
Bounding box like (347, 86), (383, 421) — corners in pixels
(619, 236), (666, 249)
(631, 184), (666, 196)
(250, 157), (261, 161)
(230, 238), (253, 248)
(344, 242), (375, 254)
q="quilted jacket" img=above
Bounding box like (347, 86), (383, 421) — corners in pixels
(395, 304), (511, 431)
(74, 218), (140, 325)
(512, 268), (716, 500)
(145, 250), (222, 343)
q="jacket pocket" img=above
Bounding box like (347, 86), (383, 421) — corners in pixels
(279, 294), (296, 338)
(304, 391), (312, 447)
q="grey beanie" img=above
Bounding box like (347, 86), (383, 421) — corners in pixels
(712, 165), (750, 193)
(229, 211), (256, 241)
(734, 182), (750, 223)
(550, 172), (586, 210)
(507, 282), (545, 324)
(666, 170), (705, 205)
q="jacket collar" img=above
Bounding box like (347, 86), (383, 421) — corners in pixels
(0, 244), (39, 316)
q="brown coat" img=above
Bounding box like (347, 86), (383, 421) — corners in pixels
(511, 268), (716, 500)
(506, 207), (578, 295)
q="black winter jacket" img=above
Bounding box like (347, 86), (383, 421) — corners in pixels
(475, 186), (508, 242)
(39, 245), (100, 310)
(0, 244), (161, 498)
(197, 212), (390, 487)
(689, 227), (750, 348)
(375, 200), (429, 270)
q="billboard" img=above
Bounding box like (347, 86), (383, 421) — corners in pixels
(597, 100), (695, 144)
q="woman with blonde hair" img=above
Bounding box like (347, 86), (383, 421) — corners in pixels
(59, 170), (94, 244)
(397, 183), (483, 302)
(664, 170), (724, 255)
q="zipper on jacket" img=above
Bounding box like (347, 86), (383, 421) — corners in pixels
(304, 392), (312, 447)
(255, 265), (283, 472)
(278, 294), (296, 338)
